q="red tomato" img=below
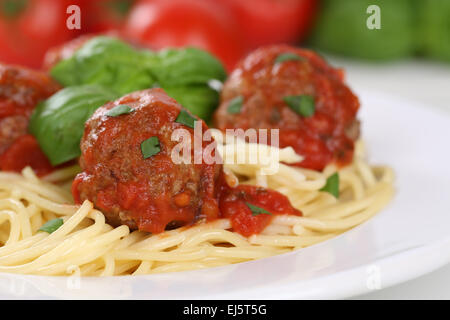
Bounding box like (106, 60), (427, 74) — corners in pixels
(85, 0), (136, 33)
(220, 0), (318, 49)
(0, 134), (53, 176)
(0, 0), (86, 69)
(122, 0), (245, 71)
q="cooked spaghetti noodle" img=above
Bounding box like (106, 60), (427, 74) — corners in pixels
(0, 137), (394, 276)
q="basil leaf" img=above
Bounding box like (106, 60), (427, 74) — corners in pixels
(146, 47), (227, 87)
(227, 96), (244, 114)
(50, 36), (157, 96)
(246, 202), (273, 216)
(164, 86), (220, 121)
(39, 218), (63, 234)
(283, 95), (315, 117)
(275, 53), (304, 64)
(175, 109), (196, 129)
(320, 173), (340, 198)
(106, 104), (134, 117)
(50, 37), (226, 121)
(29, 85), (117, 166)
(147, 48), (225, 120)
(141, 137), (160, 159)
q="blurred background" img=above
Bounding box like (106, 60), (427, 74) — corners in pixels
(0, 0), (449, 71)
(1, 0), (448, 109)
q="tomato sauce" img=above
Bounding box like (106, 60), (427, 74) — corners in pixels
(217, 174), (302, 237)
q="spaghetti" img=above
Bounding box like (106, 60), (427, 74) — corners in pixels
(0, 137), (394, 276)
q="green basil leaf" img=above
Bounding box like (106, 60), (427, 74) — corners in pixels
(164, 86), (220, 121)
(50, 36), (158, 96)
(29, 85), (118, 166)
(275, 53), (304, 64)
(39, 218), (64, 234)
(105, 104), (134, 117)
(320, 172), (340, 198)
(227, 96), (244, 114)
(146, 47), (227, 87)
(246, 202), (273, 216)
(147, 48), (226, 120)
(175, 109), (196, 129)
(283, 95), (315, 117)
(141, 136), (160, 159)
(50, 37), (226, 122)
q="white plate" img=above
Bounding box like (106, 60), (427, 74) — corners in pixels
(1, 88), (449, 300)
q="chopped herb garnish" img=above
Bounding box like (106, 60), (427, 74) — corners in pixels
(246, 202), (273, 216)
(175, 109), (196, 129)
(105, 104), (134, 117)
(141, 136), (160, 159)
(39, 218), (64, 234)
(275, 53), (304, 64)
(320, 173), (340, 198)
(283, 95), (315, 117)
(227, 96), (244, 114)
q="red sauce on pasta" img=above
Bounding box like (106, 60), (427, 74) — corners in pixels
(217, 174), (302, 236)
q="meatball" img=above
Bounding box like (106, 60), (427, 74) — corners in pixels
(0, 64), (60, 155)
(72, 89), (222, 234)
(213, 45), (360, 171)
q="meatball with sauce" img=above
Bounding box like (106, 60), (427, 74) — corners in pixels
(72, 89), (222, 234)
(213, 45), (360, 171)
(0, 64), (60, 155)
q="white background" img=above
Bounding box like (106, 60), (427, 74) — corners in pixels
(329, 57), (450, 299)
